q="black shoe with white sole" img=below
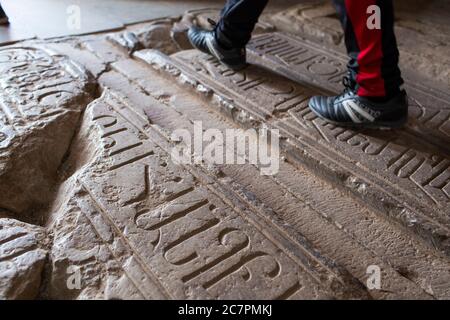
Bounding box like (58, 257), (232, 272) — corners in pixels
(187, 25), (247, 71)
(308, 83), (408, 129)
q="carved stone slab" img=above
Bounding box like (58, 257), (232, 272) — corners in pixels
(0, 46), (95, 215)
(135, 48), (450, 256)
(56, 89), (369, 299)
(106, 57), (450, 298)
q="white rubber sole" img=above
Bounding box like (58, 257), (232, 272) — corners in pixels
(308, 100), (407, 130)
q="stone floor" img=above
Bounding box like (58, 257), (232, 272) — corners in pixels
(0, 2), (449, 300)
(0, 0), (222, 43)
(0, 0), (301, 44)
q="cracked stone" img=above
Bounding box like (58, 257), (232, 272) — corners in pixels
(0, 218), (48, 299)
(0, 46), (96, 217)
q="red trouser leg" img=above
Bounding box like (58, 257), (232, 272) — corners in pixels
(346, 0), (385, 97)
(333, 0), (404, 98)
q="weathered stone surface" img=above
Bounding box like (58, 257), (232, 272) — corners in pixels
(2, 5), (450, 300)
(101, 59), (449, 299)
(136, 46), (450, 256)
(41, 38), (111, 80)
(47, 88), (368, 299)
(0, 218), (48, 299)
(0, 46), (96, 216)
(48, 184), (157, 300)
(107, 31), (142, 55)
(135, 20), (181, 55)
(108, 19), (181, 55)
(270, 2), (343, 45)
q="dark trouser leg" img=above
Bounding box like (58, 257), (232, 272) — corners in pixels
(332, 0), (404, 98)
(0, 5), (8, 25)
(0, 5), (7, 18)
(216, 0), (269, 48)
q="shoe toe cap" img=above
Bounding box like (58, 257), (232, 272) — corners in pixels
(187, 26), (200, 41)
(309, 95), (330, 116)
(187, 26), (211, 53)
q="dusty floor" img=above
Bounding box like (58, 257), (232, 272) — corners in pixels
(0, 1), (449, 300)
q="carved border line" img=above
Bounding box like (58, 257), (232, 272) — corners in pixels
(76, 194), (148, 299)
(79, 180), (172, 299)
(278, 109), (448, 210)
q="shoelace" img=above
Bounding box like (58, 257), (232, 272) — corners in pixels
(341, 75), (361, 102)
(342, 75), (355, 93)
(207, 18), (217, 28)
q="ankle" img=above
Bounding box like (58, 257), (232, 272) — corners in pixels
(363, 89), (403, 103)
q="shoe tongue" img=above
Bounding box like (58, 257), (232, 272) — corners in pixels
(342, 89), (355, 99)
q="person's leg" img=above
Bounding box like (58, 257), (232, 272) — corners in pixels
(308, 0), (408, 129)
(216, 0), (269, 48)
(333, 0), (403, 99)
(187, 0), (269, 70)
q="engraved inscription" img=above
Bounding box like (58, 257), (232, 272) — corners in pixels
(142, 47), (450, 242)
(79, 90), (327, 299)
(0, 47), (91, 125)
(171, 49), (450, 209)
(174, 51), (310, 116)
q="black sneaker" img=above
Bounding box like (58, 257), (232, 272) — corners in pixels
(308, 80), (408, 129)
(187, 24), (247, 71)
(0, 6), (9, 25)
